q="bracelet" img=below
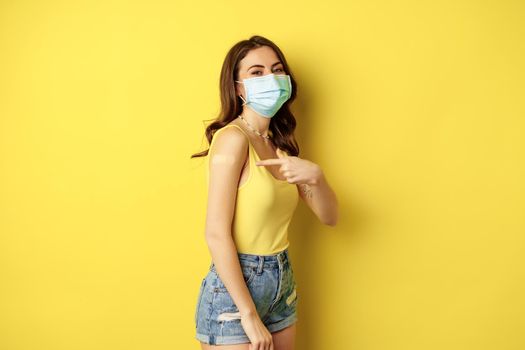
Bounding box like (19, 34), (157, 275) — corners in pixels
(300, 184), (313, 199)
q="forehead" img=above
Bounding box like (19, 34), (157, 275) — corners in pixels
(239, 46), (281, 70)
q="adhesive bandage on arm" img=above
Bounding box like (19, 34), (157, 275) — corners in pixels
(211, 153), (237, 166)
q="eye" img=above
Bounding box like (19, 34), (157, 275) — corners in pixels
(251, 71), (262, 75)
(274, 68), (284, 73)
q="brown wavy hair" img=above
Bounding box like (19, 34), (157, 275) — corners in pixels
(190, 35), (299, 159)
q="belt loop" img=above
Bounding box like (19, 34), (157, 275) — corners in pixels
(256, 255), (264, 275)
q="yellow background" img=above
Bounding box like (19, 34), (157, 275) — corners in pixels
(1, 0), (524, 349)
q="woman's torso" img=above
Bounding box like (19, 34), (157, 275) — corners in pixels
(206, 123), (299, 255)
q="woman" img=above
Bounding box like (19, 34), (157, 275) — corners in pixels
(191, 35), (339, 350)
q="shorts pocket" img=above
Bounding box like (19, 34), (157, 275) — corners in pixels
(211, 265), (257, 292)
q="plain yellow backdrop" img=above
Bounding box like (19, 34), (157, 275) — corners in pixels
(1, 0), (524, 349)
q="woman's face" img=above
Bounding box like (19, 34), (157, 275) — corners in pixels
(235, 46), (286, 99)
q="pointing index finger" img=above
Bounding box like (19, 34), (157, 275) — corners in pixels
(255, 158), (286, 166)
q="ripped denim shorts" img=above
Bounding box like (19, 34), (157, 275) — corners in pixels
(194, 248), (298, 345)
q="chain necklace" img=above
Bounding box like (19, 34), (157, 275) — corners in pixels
(237, 115), (271, 139)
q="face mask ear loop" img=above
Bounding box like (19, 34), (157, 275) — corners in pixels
(239, 94), (248, 106)
(235, 80), (248, 106)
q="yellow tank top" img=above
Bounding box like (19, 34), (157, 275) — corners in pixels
(206, 124), (299, 255)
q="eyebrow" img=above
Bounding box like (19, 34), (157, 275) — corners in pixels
(247, 61), (283, 70)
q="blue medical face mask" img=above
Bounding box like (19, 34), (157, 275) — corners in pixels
(235, 73), (292, 118)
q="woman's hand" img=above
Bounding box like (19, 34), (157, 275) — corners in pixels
(255, 148), (324, 185)
(256, 147), (339, 225)
(240, 310), (274, 350)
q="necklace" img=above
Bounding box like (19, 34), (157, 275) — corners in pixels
(237, 115), (271, 139)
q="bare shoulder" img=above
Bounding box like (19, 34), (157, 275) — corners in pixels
(209, 123), (249, 156)
(214, 123), (247, 141)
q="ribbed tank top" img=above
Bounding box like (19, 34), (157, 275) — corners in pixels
(206, 124), (299, 255)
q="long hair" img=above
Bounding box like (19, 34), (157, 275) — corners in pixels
(190, 35), (299, 159)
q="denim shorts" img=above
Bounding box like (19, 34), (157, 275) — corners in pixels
(194, 248), (298, 345)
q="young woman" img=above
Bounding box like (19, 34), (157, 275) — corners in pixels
(191, 35), (339, 350)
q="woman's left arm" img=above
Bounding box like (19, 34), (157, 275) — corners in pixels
(256, 148), (339, 226)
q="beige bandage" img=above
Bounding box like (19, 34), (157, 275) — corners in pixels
(211, 153), (236, 165)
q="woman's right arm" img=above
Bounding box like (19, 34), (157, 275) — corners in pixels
(205, 126), (257, 314)
(205, 127), (274, 350)
(205, 127), (274, 349)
